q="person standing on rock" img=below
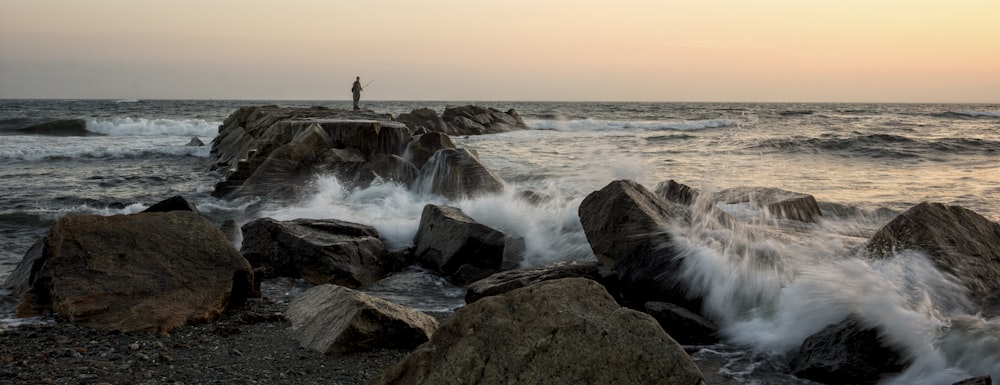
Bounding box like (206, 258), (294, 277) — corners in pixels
(351, 76), (363, 110)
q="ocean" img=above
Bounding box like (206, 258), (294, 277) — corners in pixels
(1, 99), (998, 384)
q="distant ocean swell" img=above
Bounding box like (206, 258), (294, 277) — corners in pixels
(753, 134), (999, 159)
(0, 117), (219, 137)
(526, 118), (738, 131)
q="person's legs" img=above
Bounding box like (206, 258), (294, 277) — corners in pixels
(353, 94), (360, 110)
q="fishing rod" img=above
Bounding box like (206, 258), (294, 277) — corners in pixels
(363, 80), (375, 88)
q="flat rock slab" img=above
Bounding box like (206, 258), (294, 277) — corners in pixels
(287, 284), (438, 356)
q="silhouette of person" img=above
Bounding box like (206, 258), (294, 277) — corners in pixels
(352, 76), (363, 110)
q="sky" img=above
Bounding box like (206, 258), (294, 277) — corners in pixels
(1, 0), (998, 103)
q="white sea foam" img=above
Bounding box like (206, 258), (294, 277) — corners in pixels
(668, 201), (1000, 384)
(85, 117), (219, 137)
(0, 136), (211, 161)
(526, 118), (736, 132)
(259, 174), (595, 266)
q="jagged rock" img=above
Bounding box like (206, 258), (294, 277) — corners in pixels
(654, 179), (698, 206)
(240, 218), (398, 288)
(440, 105), (527, 135)
(397, 105), (527, 136)
(396, 108), (450, 134)
(413, 205), (507, 285)
(353, 154), (419, 188)
(789, 315), (905, 385)
(415, 148), (505, 199)
(465, 261), (601, 304)
(867, 202), (1000, 316)
(578, 179), (692, 308)
(642, 302), (719, 345)
(187, 136), (205, 146)
(142, 195), (199, 213)
(13, 211), (254, 333)
(209, 106), (403, 198)
(404, 132), (456, 169)
(712, 186), (823, 223)
(286, 284), (438, 356)
(369, 278), (705, 385)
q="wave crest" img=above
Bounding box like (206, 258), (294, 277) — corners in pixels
(85, 117), (219, 137)
(527, 118), (737, 132)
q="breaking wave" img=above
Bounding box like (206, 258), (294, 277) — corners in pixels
(527, 118), (737, 132)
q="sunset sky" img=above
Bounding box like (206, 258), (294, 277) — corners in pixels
(1, 0), (997, 102)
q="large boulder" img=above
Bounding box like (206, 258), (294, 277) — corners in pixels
(368, 278), (705, 385)
(286, 284), (438, 356)
(142, 195), (199, 213)
(12, 211), (255, 333)
(240, 218), (399, 288)
(711, 186), (823, 223)
(578, 180), (692, 307)
(866, 202), (1000, 316)
(414, 148), (505, 199)
(412, 205), (507, 285)
(789, 315), (905, 385)
(464, 261), (601, 304)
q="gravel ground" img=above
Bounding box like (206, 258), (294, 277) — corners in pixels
(0, 297), (422, 385)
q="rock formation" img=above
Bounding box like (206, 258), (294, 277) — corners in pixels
(368, 278), (704, 385)
(464, 261), (601, 304)
(396, 105), (527, 136)
(209, 105), (508, 201)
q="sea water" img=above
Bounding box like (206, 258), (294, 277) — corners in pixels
(1, 99), (998, 383)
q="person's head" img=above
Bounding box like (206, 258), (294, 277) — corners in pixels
(356, 76), (360, 80)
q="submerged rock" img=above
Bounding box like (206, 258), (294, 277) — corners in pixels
(712, 186), (823, 223)
(789, 315), (905, 385)
(867, 202), (1000, 316)
(642, 301), (719, 345)
(287, 284), (438, 356)
(369, 278), (704, 385)
(13, 211), (254, 333)
(240, 218), (398, 288)
(142, 195), (199, 213)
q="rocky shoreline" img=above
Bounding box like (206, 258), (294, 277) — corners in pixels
(3, 105), (997, 385)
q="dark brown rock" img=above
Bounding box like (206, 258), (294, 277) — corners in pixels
(286, 284), (438, 356)
(654, 179), (698, 206)
(412, 205), (506, 285)
(867, 202), (1000, 316)
(142, 195), (199, 213)
(578, 179), (692, 307)
(440, 105), (527, 135)
(395, 108), (449, 134)
(353, 155), (419, 188)
(642, 301), (719, 345)
(789, 315), (905, 385)
(369, 278), (704, 385)
(240, 218), (398, 288)
(14, 211), (254, 333)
